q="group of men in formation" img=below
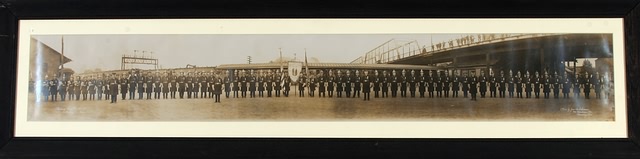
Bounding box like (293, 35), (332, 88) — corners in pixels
(35, 68), (612, 103)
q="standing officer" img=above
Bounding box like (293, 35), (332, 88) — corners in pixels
(479, 71), (488, 98)
(489, 72), (497, 98)
(129, 71), (137, 100)
(514, 71), (523, 98)
(450, 71), (459, 98)
(381, 70), (390, 98)
(507, 70), (515, 98)
(59, 75), (67, 101)
(362, 70), (372, 101)
(258, 71), (265, 97)
(336, 70), (344, 98)
(161, 72), (169, 99)
(428, 71), (435, 98)
(74, 76), (82, 101)
(177, 72), (186, 99)
(352, 70), (361, 98)
(67, 76), (75, 101)
(562, 73), (571, 99)
(594, 72), (602, 99)
(233, 70), (241, 98)
(283, 72), (291, 97)
(102, 75), (109, 100)
(49, 75), (59, 101)
(524, 71), (532, 98)
(185, 72), (194, 99)
(344, 70), (352, 98)
(327, 70), (335, 97)
(390, 70), (399, 98)
(543, 72), (551, 99)
(249, 70), (257, 98)
(469, 72), (478, 101)
(553, 72), (561, 99)
(213, 72), (223, 103)
(372, 70), (381, 98)
(200, 72), (208, 98)
(317, 70), (326, 97)
(409, 70), (417, 98)
(109, 73), (119, 103)
(266, 70), (274, 97)
(498, 71), (506, 98)
(583, 72), (592, 99)
(436, 71), (443, 98)
(81, 76), (88, 101)
(533, 71), (541, 98)
(87, 76), (95, 100)
(274, 70), (283, 97)
(224, 71), (232, 98)
(192, 72), (200, 99)
(400, 70), (408, 98)
(138, 72), (146, 99)
(308, 72), (317, 97)
(154, 72), (162, 99)
(146, 72), (154, 100)
(573, 73), (581, 98)
(419, 70), (427, 98)
(298, 72), (306, 97)
(121, 73), (129, 100)
(442, 71), (450, 98)
(461, 73), (469, 98)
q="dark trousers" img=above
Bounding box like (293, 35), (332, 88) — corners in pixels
(490, 91), (496, 97)
(147, 93), (152, 99)
(259, 91), (264, 97)
(481, 92), (486, 98)
(352, 90), (359, 98)
(471, 93), (477, 100)
(444, 90), (449, 97)
(225, 91), (230, 98)
(299, 90), (304, 97)
(410, 91), (416, 97)
(242, 91), (247, 97)
(60, 93), (66, 101)
(233, 91), (239, 98)
(121, 93), (126, 100)
(463, 91), (468, 98)
(319, 91), (325, 97)
(171, 91), (176, 98)
(544, 92), (549, 99)
(110, 94), (117, 103)
(363, 92), (370, 101)
(250, 91), (256, 98)
(428, 91), (433, 98)
(374, 91), (379, 98)
(382, 91), (388, 98)
(139, 92), (144, 99)
(155, 92), (160, 99)
(129, 91), (135, 99)
(328, 91), (333, 97)
(163, 92), (168, 99)
(437, 91), (442, 97)
(214, 94), (221, 102)
(526, 92), (531, 98)
(337, 91), (342, 97)
(275, 90), (281, 97)
(535, 92), (540, 98)
(499, 90), (505, 98)
(516, 92), (522, 98)
(391, 91), (397, 97)
(452, 91), (458, 97)
(508, 91), (514, 98)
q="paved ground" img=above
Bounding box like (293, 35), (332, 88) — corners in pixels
(27, 92), (615, 121)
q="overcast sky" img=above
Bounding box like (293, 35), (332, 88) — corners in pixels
(34, 34), (467, 72)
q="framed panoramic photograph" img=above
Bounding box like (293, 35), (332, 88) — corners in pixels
(2, 0), (640, 158)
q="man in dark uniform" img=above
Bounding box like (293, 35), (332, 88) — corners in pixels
(381, 70), (389, 98)
(514, 71), (523, 98)
(257, 71), (265, 97)
(88, 76), (95, 100)
(170, 72), (177, 99)
(274, 70), (282, 97)
(233, 70), (240, 98)
(362, 70), (372, 101)
(49, 75), (59, 101)
(40, 78), (49, 102)
(583, 72), (592, 99)
(552, 72), (561, 99)
(161, 72), (169, 99)
(533, 71), (542, 98)
(419, 70), (427, 98)
(498, 71), (506, 98)
(74, 76), (82, 101)
(81, 76), (89, 100)
(479, 71), (488, 98)
(59, 75), (67, 101)
(146, 72), (154, 100)
(240, 70), (248, 98)
(200, 72), (208, 98)
(186, 72), (194, 99)
(327, 70), (335, 97)
(102, 75), (109, 100)
(594, 72), (602, 99)
(154, 72), (161, 99)
(436, 71), (443, 98)
(469, 72), (478, 101)
(352, 70), (361, 98)
(562, 73), (571, 99)
(409, 70), (417, 98)
(177, 72), (186, 99)
(373, 70), (381, 98)
(129, 72), (137, 100)
(308, 72), (317, 97)
(266, 70), (274, 97)
(336, 70), (344, 98)
(192, 72), (200, 99)
(507, 70), (515, 98)
(213, 72), (223, 103)
(400, 70), (408, 98)
(524, 71), (532, 98)
(67, 76), (75, 101)
(249, 70), (257, 98)
(543, 72), (551, 99)
(121, 73), (129, 100)
(390, 70), (399, 98)
(109, 74), (119, 103)
(573, 73), (581, 98)
(442, 71), (451, 98)
(224, 71), (232, 98)
(489, 72), (497, 98)
(317, 70), (326, 97)
(138, 73), (146, 99)
(344, 70), (352, 98)
(428, 71), (435, 98)
(283, 72), (291, 97)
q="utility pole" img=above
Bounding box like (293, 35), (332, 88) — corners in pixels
(247, 56), (252, 64)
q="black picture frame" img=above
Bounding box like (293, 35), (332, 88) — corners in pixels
(1, 0), (639, 158)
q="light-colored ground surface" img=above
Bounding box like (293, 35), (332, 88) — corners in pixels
(27, 92), (614, 121)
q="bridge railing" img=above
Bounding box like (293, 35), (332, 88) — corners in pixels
(351, 33), (563, 64)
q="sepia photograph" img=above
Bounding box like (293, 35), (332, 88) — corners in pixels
(27, 33), (615, 121)
(14, 19), (626, 138)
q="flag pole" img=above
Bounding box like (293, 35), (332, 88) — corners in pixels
(305, 49), (310, 96)
(280, 48), (285, 87)
(60, 36), (64, 77)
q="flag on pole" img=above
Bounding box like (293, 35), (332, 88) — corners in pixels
(305, 49), (310, 95)
(280, 48), (285, 87)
